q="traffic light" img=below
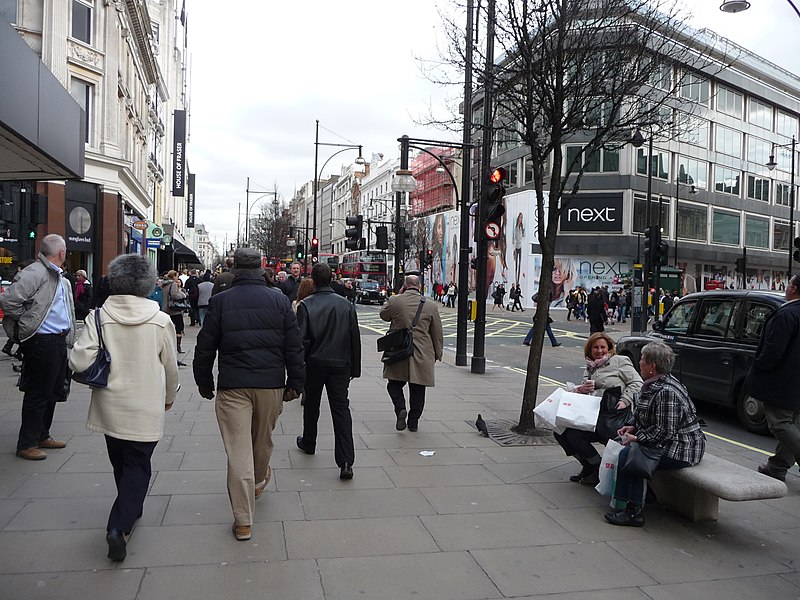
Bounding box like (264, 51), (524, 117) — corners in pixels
(643, 226), (659, 263)
(470, 257), (478, 270)
(310, 237), (319, 262)
(794, 237), (800, 263)
(735, 257), (746, 273)
(426, 249), (433, 268)
(296, 244), (304, 260)
(655, 241), (669, 267)
(345, 215), (363, 250)
(401, 227), (411, 255)
(375, 226), (389, 250)
(27, 224), (37, 240)
(482, 167), (507, 228)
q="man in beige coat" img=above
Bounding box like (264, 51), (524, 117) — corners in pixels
(380, 274), (443, 432)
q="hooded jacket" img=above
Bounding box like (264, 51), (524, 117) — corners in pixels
(69, 295), (179, 442)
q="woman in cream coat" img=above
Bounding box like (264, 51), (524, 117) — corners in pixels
(554, 332), (643, 485)
(69, 254), (179, 562)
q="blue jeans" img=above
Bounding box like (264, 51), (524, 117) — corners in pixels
(613, 445), (691, 505)
(618, 304), (627, 322)
(198, 306), (208, 325)
(524, 323), (558, 346)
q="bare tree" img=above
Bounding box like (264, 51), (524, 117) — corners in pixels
(250, 190), (292, 262)
(432, 0), (732, 433)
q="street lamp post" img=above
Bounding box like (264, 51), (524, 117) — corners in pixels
(392, 136), (416, 291)
(673, 177), (698, 270)
(766, 135), (796, 278)
(313, 120), (366, 243)
(630, 129), (653, 333)
(244, 177), (280, 247)
(721, 0), (800, 18)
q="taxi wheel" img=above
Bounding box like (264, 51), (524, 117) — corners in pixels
(736, 388), (770, 436)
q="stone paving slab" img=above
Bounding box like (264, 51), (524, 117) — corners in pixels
(0, 569), (144, 600)
(162, 490), (305, 525)
(4, 496), (168, 531)
(299, 487), (435, 520)
(317, 551), (502, 600)
(420, 483), (554, 513)
(640, 574), (800, 600)
(383, 464), (504, 487)
(136, 560), (325, 600)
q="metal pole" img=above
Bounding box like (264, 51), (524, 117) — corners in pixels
(305, 209), (310, 273)
(395, 137), (409, 292)
(471, 0), (495, 375)
(674, 177), (679, 268)
(313, 119), (319, 244)
(641, 136), (653, 332)
(456, 0), (475, 367)
(654, 194), (663, 315)
(236, 202), (241, 248)
(790, 135), (796, 278)
(245, 177), (250, 247)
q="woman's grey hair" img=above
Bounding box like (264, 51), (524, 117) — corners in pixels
(641, 342), (675, 375)
(107, 254), (157, 297)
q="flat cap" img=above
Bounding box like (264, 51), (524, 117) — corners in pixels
(233, 247), (262, 269)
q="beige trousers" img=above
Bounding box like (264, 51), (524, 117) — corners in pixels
(215, 388), (283, 526)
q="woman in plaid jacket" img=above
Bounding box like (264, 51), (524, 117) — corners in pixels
(605, 342), (704, 527)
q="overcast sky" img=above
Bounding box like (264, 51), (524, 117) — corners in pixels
(188, 0), (800, 252)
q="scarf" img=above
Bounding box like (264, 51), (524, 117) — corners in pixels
(585, 353), (611, 371)
(75, 280), (85, 301)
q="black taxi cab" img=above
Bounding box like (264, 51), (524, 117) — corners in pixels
(616, 289), (786, 434)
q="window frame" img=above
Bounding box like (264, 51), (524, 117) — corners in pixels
(746, 174), (770, 203)
(714, 165), (741, 196)
(748, 98), (773, 131)
(715, 125), (742, 158)
(70, 77), (93, 144)
(744, 214), (770, 249)
(716, 84), (743, 119)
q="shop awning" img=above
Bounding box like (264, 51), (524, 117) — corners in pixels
(172, 238), (203, 266)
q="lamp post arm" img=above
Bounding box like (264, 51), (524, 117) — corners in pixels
(315, 145), (364, 243)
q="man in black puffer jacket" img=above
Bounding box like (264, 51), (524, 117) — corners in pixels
(296, 263), (361, 480)
(193, 247), (305, 541)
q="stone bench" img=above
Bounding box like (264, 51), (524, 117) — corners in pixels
(648, 453), (788, 522)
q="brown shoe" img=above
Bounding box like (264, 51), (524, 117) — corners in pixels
(38, 437), (66, 449)
(16, 447), (47, 460)
(232, 524), (251, 541)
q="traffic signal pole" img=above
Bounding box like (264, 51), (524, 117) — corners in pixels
(471, 0), (495, 375)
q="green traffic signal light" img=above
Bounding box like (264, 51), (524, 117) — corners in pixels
(28, 229), (36, 240)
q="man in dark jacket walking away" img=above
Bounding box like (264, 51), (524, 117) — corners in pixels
(746, 273), (800, 481)
(193, 248), (305, 541)
(587, 287), (606, 333)
(296, 263), (361, 480)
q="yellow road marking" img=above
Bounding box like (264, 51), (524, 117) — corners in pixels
(487, 322), (527, 337)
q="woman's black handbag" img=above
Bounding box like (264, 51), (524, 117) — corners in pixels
(595, 386), (631, 439)
(378, 298), (425, 365)
(72, 310), (111, 388)
(620, 442), (664, 480)
(167, 282), (190, 311)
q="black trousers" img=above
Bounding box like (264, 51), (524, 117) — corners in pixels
(105, 435), (157, 533)
(553, 428), (606, 464)
(387, 380), (426, 426)
(302, 366), (355, 467)
(17, 334), (68, 451)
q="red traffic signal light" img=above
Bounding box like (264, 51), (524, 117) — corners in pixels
(311, 237), (319, 247)
(489, 167), (507, 184)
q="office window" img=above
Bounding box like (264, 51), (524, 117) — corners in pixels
(774, 221), (790, 251)
(776, 111), (798, 140)
(775, 182), (796, 207)
(744, 215), (769, 249)
(72, 0), (92, 44)
(715, 126), (742, 157)
(749, 98), (773, 130)
(747, 137), (771, 165)
(648, 61), (671, 91)
(676, 114), (709, 148)
(746, 175), (770, 203)
(523, 156), (551, 183)
(676, 156), (707, 189)
(70, 78), (93, 143)
(0, 0), (16, 23)
(636, 148), (669, 180)
(632, 194), (670, 235)
(712, 209), (740, 245)
(676, 201), (707, 242)
(566, 145), (619, 174)
(714, 166), (741, 196)
(680, 73), (710, 105)
(716, 85), (743, 119)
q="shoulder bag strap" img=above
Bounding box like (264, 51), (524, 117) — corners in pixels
(411, 297), (426, 328)
(94, 309), (105, 351)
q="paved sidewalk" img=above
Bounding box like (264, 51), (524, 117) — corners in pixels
(0, 325), (798, 600)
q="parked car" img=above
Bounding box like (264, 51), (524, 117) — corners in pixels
(616, 289), (786, 435)
(355, 279), (386, 305)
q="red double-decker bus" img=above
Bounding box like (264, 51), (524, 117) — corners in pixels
(339, 251), (388, 288)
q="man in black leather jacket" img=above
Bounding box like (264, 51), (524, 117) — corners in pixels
(295, 263), (361, 480)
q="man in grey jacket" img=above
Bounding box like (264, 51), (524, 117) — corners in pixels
(0, 234), (76, 460)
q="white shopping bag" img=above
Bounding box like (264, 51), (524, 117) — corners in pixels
(533, 388), (565, 433)
(555, 390), (601, 432)
(595, 438), (624, 497)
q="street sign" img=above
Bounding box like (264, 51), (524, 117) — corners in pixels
(484, 222), (501, 239)
(132, 220), (147, 231)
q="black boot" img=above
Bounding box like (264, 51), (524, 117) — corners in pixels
(579, 461), (601, 486)
(569, 460), (593, 482)
(604, 503), (645, 527)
